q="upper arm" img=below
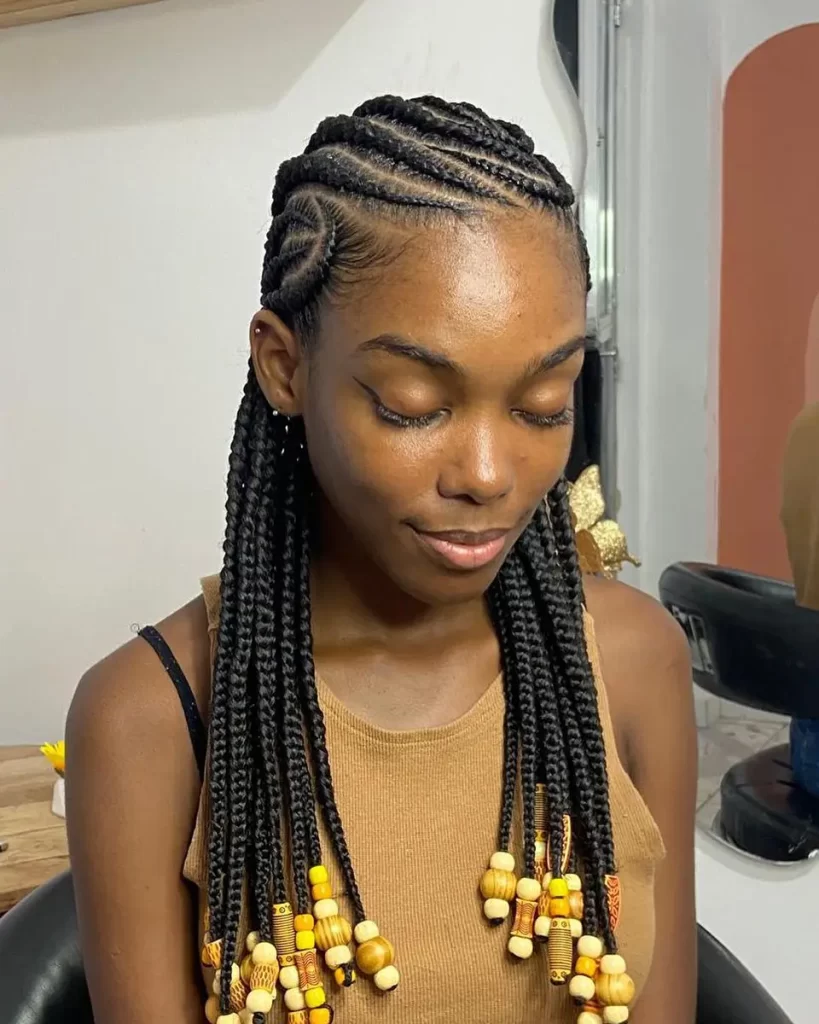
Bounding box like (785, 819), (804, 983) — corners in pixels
(587, 578), (697, 1024)
(65, 600), (210, 1024)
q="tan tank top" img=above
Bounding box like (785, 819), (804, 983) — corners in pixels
(184, 576), (665, 1023)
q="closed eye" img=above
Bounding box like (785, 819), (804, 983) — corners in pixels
(516, 407), (574, 429)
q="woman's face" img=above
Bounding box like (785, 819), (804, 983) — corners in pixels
(262, 210), (586, 606)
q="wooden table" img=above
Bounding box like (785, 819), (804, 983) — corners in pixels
(0, 746), (69, 914)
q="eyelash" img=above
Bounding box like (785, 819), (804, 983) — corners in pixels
(369, 395), (574, 431)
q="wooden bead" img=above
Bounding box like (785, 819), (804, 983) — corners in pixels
(288, 1012), (309, 1024)
(566, 873), (582, 891)
(244, 931), (259, 952)
(296, 930), (316, 951)
(548, 877), (569, 898)
(305, 986), (326, 1010)
(374, 965), (400, 991)
(313, 899), (339, 921)
(249, 962), (279, 992)
(480, 868), (516, 901)
(356, 935), (395, 975)
(244, 989), (274, 1014)
(273, 903), (296, 958)
(251, 941), (278, 966)
(547, 917), (574, 985)
(516, 877), (541, 902)
(240, 954), (254, 985)
(294, 915), (315, 933)
(489, 851), (515, 872)
(353, 920), (379, 944)
(534, 915), (551, 939)
(279, 965), (300, 990)
(229, 978), (250, 1013)
(603, 1008), (630, 1024)
(315, 915), (352, 951)
(575, 956), (598, 977)
(312, 882), (333, 901)
(578, 935), (604, 959)
(569, 891), (585, 920)
(483, 898), (510, 923)
(296, 949), (322, 990)
(308, 865), (329, 885)
(205, 995), (220, 1024)
(570, 974), (597, 1003)
(511, 897), (537, 939)
(578, 1013), (603, 1024)
(285, 987), (306, 1011)
(596, 972), (635, 1007)
(508, 935), (534, 959)
(309, 1009), (334, 1024)
(325, 944), (352, 969)
(600, 955), (627, 976)
(550, 895), (570, 918)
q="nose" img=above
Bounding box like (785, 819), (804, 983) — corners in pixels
(437, 419), (514, 505)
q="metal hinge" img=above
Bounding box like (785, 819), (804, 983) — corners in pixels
(613, 0), (622, 28)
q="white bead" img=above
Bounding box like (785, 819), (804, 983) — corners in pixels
(325, 944), (352, 969)
(569, 974), (597, 1003)
(212, 974), (221, 996)
(603, 1008), (630, 1024)
(516, 877), (541, 901)
(354, 920), (380, 944)
(374, 964), (400, 991)
(535, 840), (547, 862)
(279, 965), (300, 989)
(483, 898), (510, 922)
(534, 915), (551, 938)
(244, 931), (259, 951)
(600, 954), (627, 975)
(245, 989), (274, 1014)
(313, 898), (339, 920)
(566, 873), (583, 891)
(578, 1013), (603, 1024)
(541, 871), (553, 891)
(216, 1016), (241, 1024)
(251, 941), (278, 965)
(507, 935), (534, 960)
(490, 851), (515, 872)
(577, 935), (605, 959)
(570, 918), (583, 938)
(284, 988), (306, 1011)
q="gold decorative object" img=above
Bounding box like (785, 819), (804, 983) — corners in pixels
(567, 466), (640, 578)
(40, 741), (65, 776)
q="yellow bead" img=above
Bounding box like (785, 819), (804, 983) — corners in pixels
(251, 941), (278, 965)
(576, 956), (598, 976)
(480, 868), (516, 901)
(296, 930), (316, 951)
(249, 962), (279, 992)
(305, 986), (326, 1009)
(550, 895), (570, 917)
(312, 882), (333, 901)
(308, 865), (329, 885)
(315, 914), (352, 951)
(334, 965), (356, 987)
(374, 964), (400, 991)
(205, 995), (220, 1024)
(309, 1009), (333, 1024)
(596, 972), (635, 1007)
(294, 915), (315, 933)
(355, 936), (394, 975)
(549, 877), (569, 898)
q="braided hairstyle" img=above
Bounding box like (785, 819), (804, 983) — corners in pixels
(207, 95), (615, 1014)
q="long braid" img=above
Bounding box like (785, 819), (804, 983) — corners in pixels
(204, 94), (621, 1019)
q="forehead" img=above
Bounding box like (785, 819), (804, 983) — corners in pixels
(315, 210), (586, 367)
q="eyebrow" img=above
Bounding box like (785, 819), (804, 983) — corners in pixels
(356, 332), (588, 380)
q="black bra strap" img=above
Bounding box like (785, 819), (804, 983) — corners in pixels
(138, 626), (207, 780)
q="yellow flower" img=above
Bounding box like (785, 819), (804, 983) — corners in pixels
(568, 465), (640, 578)
(40, 740), (65, 777)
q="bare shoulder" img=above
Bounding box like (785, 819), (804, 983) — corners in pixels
(582, 575), (692, 768)
(68, 596), (212, 748)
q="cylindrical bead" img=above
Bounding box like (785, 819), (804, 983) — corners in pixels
(204, 938), (223, 969)
(295, 949), (322, 991)
(547, 917), (574, 984)
(312, 882), (333, 901)
(288, 1011), (309, 1024)
(294, 915), (315, 933)
(309, 1008), (334, 1024)
(355, 935), (395, 975)
(511, 898), (538, 938)
(550, 895), (570, 918)
(480, 868), (516, 901)
(305, 985), (326, 1009)
(249, 962), (278, 992)
(596, 972), (635, 1006)
(569, 891), (585, 919)
(296, 931), (316, 951)
(535, 783), (547, 832)
(575, 955), (598, 977)
(538, 891), (551, 918)
(308, 865), (329, 885)
(315, 915), (352, 951)
(273, 903), (297, 958)
(229, 978), (250, 1012)
(548, 877), (569, 898)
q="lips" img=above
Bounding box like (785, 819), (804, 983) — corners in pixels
(411, 526), (510, 571)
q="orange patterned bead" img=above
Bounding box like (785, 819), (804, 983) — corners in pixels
(288, 1012), (309, 1024)
(575, 956), (598, 977)
(229, 977), (249, 1013)
(295, 949), (322, 991)
(511, 898), (538, 939)
(250, 962), (279, 992)
(203, 938), (223, 969)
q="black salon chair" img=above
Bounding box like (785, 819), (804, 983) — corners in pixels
(659, 562), (819, 860)
(0, 870), (795, 1024)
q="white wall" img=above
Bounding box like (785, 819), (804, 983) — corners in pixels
(0, 0), (578, 742)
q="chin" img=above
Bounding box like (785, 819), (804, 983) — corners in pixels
(391, 563), (500, 607)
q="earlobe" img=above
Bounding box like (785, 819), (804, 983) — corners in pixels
(249, 310), (305, 416)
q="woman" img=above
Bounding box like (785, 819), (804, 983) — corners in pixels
(66, 96), (696, 1024)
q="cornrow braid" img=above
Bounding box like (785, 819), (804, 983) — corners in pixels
(204, 94), (622, 1023)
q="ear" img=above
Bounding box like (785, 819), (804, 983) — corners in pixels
(250, 310), (306, 416)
